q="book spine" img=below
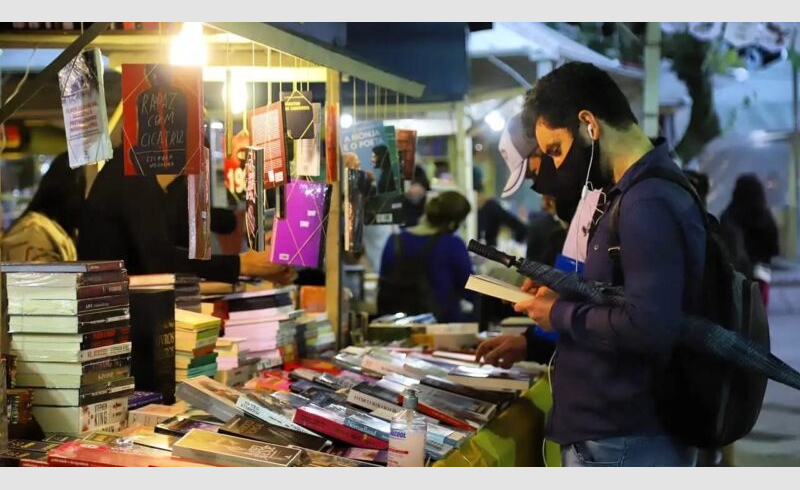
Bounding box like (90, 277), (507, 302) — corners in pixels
(79, 342), (132, 362)
(235, 397), (315, 436)
(78, 326), (132, 350)
(78, 282), (129, 299)
(293, 409), (387, 450)
(346, 390), (400, 414)
(86, 261), (125, 272)
(78, 295), (130, 314)
(343, 418), (389, 442)
(411, 400), (475, 432)
(77, 271), (129, 287)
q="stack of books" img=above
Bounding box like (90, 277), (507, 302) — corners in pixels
(3, 261), (133, 435)
(174, 274), (202, 312)
(299, 313), (336, 359)
(213, 337), (257, 387)
(174, 309), (221, 382)
(211, 288), (298, 369)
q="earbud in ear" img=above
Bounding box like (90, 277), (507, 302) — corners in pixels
(587, 123), (595, 139)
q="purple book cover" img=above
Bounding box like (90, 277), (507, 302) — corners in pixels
(270, 181), (331, 269)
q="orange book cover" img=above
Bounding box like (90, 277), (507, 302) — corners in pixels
(122, 64), (203, 176)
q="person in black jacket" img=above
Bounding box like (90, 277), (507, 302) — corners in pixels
(720, 173), (780, 306)
(78, 149), (293, 284)
(474, 166), (527, 247)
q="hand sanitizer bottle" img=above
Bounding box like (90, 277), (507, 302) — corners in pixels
(388, 388), (427, 467)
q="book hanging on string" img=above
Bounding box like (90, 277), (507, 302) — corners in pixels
(247, 101), (289, 189)
(344, 169), (368, 253)
(270, 180), (331, 269)
(280, 90), (315, 141)
(245, 147), (266, 251)
(296, 103), (322, 179)
(364, 125), (404, 225)
(396, 128), (418, 181)
(121, 64), (203, 176)
(325, 103), (339, 183)
(188, 147), (211, 259)
(58, 48), (113, 169)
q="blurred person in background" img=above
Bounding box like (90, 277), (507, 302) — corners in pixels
(378, 190), (474, 322)
(526, 195), (567, 265)
(1, 152), (84, 262)
(721, 173), (779, 307)
(474, 166), (527, 247)
(402, 164), (431, 228)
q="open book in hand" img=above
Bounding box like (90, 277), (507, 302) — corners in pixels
(464, 274), (533, 304)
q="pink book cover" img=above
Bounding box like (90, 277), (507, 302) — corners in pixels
(270, 180), (331, 269)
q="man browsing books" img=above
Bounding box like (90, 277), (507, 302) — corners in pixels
(476, 62), (704, 467)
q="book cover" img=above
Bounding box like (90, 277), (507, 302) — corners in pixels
(154, 413), (223, 438)
(4, 269), (127, 288)
(6, 281), (129, 301)
(31, 376), (135, 407)
(293, 405), (388, 450)
(47, 439), (211, 467)
(364, 192), (405, 226)
(343, 412), (391, 441)
(293, 447), (379, 467)
(10, 341), (132, 364)
(122, 64), (203, 175)
(325, 102), (339, 182)
(247, 101), (288, 189)
(130, 288), (176, 404)
(344, 168), (368, 253)
(396, 128), (418, 180)
(8, 308), (130, 335)
(421, 375), (517, 410)
(175, 376), (242, 422)
(245, 146), (266, 251)
(7, 439), (63, 453)
(446, 365), (533, 392)
(127, 390), (163, 410)
(219, 415), (330, 451)
(270, 180), (331, 269)
(296, 103), (322, 178)
(172, 429), (302, 467)
(280, 90), (314, 140)
(58, 48), (113, 168)
(188, 146), (211, 259)
(339, 120), (386, 175)
(1, 261), (124, 274)
(8, 293), (129, 316)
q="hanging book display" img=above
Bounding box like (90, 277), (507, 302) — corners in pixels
(247, 101), (289, 189)
(280, 90), (315, 141)
(296, 103), (322, 179)
(223, 129), (252, 202)
(245, 147), (266, 252)
(58, 48), (113, 169)
(340, 121), (404, 226)
(396, 128), (418, 181)
(188, 147), (211, 260)
(270, 181), (331, 269)
(344, 169), (368, 253)
(325, 103), (340, 183)
(122, 64), (203, 176)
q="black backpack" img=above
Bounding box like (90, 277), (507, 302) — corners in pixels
(607, 166), (770, 449)
(377, 234), (442, 319)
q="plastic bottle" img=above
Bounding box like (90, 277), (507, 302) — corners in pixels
(387, 388), (427, 467)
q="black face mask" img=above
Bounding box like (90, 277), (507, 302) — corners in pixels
(530, 139), (611, 203)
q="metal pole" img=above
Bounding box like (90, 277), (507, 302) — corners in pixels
(643, 22), (661, 139)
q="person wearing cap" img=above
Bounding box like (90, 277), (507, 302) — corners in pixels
(476, 62), (705, 467)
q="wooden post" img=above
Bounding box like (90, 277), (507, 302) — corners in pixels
(643, 22), (661, 139)
(325, 69), (344, 347)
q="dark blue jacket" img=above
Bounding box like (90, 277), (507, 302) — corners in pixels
(535, 141), (706, 445)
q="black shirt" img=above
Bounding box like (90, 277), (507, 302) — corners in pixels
(78, 155), (240, 283)
(477, 198), (527, 247)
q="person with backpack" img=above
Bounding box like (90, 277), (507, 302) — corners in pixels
(377, 191), (474, 322)
(476, 62), (706, 466)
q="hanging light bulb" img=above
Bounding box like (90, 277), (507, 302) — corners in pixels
(340, 113), (354, 129)
(170, 22), (208, 66)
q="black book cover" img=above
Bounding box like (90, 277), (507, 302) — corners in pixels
(220, 416), (329, 451)
(365, 193), (406, 226)
(78, 376), (136, 406)
(280, 90), (314, 140)
(352, 382), (400, 404)
(226, 293), (293, 312)
(130, 288), (175, 404)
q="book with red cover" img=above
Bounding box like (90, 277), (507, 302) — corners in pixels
(47, 440), (212, 467)
(325, 103), (339, 183)
(396, 129), (418, 180)
(248, 101), (288, 189)
(122, 64), (203, 176)
(293, 405), (388, 450)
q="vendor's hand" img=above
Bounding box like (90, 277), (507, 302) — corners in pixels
(475, 335), (527, 369)
(514, 286), (559, 331)
(239, 250), (296, 284)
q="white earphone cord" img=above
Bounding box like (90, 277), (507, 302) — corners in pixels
(571, 131), (596, 273)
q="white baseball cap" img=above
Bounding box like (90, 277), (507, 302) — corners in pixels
(498, 112), (539, 198)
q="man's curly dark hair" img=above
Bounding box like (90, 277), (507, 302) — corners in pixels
(521, 62), (638, 138)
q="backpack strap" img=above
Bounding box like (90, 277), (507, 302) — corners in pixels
(608, 165), (708, 287)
